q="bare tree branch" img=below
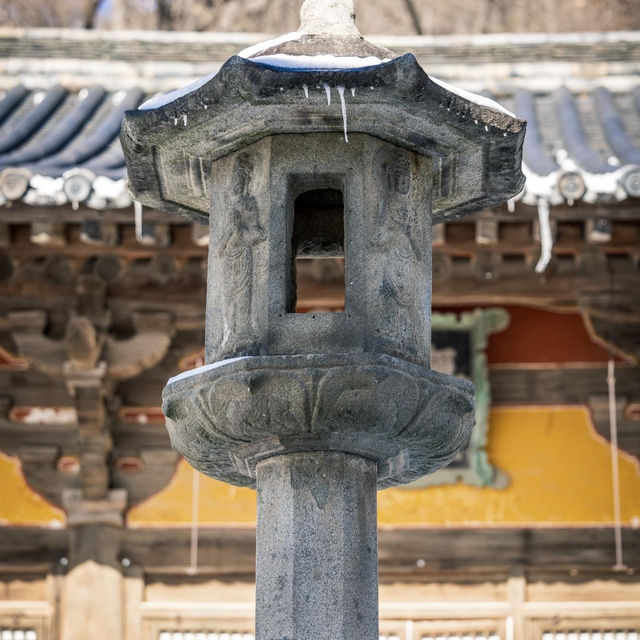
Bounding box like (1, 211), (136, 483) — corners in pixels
(84, 0), (102, 28)
(157, 0), (173, 29)
(402, 0), (423, 34)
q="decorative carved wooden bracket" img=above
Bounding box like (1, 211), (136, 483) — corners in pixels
(4, 301), (176, 518)
(105, 311), (175, 379)
(62, 488), (127, 527)
(7, 310), (68, 377)
(7, 310), (175, 380)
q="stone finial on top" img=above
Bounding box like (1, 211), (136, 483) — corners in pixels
(242, 0), (394, 60)
(299, 0), (360, 36)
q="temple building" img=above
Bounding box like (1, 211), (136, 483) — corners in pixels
(0, 27), (639, 640)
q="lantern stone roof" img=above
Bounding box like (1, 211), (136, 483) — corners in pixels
(121, 52), (526, 225)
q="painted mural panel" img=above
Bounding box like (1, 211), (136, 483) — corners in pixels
(128, 406), (640, 528)
(0, 451), (65, 527)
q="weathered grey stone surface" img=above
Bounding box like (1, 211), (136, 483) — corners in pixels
(251, 0), (394, 59)
(298, 0), (360, 36)
(255, 452), (377, 640)
(205, 133), (433, 365)
(163, 352), (474, 488)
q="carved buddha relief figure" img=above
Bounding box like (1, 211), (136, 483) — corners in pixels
(215, 153), (266, 351)
(373, 151), (425, 354)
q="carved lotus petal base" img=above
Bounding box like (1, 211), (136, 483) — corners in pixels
(162, 352), (475, 488)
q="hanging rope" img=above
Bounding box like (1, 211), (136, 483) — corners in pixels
(188, 467), (200, 574)
(607, 357), (625, 571)
(606, 276), (626, 571)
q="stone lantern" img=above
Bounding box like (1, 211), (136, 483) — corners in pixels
(121, 3), (525, 638)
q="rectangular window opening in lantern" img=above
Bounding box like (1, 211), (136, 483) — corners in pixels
(290, 187), (346, 313)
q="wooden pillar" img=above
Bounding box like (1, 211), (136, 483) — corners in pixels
(61, 523), (125, 640)
(59, 488), (127, 640)
(507, 565), (526, 640)
(123, 566), (145, 640)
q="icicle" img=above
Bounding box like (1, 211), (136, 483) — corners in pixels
(187, 467), (200, 575)
(337, 86), (348, 142)
(507, 197), (515, 213)
(350, 87), (356, 97)
(303, 84), (309, 98)
(71, 200), (79, 211)
(173, 117), (178, 126)
(323, 83), (331, 105)
(182, 114), (187, 126)
(134, 200), (143, 242)
(567, 197), (574, 206)
(607, 357), (626, 571)
(203, 104), (208, 109)
(535, 197), (553, 273)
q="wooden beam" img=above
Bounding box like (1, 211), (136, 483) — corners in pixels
(118, 527), (640, 572)
(0, 529), (67, 566)
(0, 526), (638, 573)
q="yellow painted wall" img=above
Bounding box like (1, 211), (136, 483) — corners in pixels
(0, 451), (65, 527)
(128, 406), (640, 528)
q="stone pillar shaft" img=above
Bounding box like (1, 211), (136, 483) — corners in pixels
(255, 451), (378, 640)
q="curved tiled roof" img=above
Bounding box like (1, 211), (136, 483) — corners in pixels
(503, 86), (640, 206)
(0, 80), (639, 209)
(0, 84), (143, 208)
